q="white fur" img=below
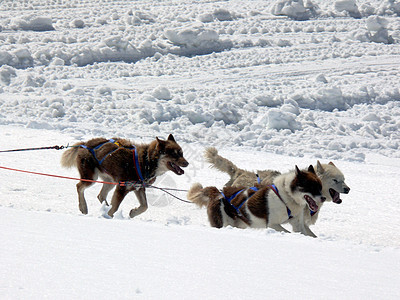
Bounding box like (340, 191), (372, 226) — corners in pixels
(155, 154), (170, 176)
(289, 162), (348, 237)
(267, 173), (309, 233)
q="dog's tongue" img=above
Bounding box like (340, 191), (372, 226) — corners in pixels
(330, 189), (342, 204)
(170, 162), (184, 175)
(304, 195), (318, 212)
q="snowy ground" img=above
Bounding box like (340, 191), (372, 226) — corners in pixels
(1, 0), (400, 299)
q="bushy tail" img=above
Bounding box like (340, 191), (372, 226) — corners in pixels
(204, 147), (239, 178)
(187, 183), (209, 208)
(60, 142), (84, 168)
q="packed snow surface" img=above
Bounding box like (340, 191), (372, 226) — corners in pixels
(1, 0), (400, 299)
(1, 0), (400, 161)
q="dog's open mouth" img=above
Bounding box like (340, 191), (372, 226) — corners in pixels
(304, 195), (318, 212)
(329, 188), (342, 204)
(167, 161), (185, 175)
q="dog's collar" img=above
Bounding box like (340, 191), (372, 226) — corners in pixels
(269, 184), (292, 219)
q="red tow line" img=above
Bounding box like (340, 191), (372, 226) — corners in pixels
(0, 165), (120, 185)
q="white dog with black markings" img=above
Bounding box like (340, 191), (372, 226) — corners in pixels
(204, 147), (350, 237)
(188, 165), (325, 237)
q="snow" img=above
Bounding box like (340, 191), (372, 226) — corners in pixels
(271, 0), (316, 21)
(0, 0), (400, 298)
(10, 15), (55, 32)
(2, 207), (400, 299)
(335, 0), (362, 18)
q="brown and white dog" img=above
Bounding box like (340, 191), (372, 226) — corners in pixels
(204, 147), (350, 237)
(61, 134), (188, 218)
(188, 165), (325, 237)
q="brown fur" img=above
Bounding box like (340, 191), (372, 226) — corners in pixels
(61, 134), (188, 217)
(246, 188), (269, 219)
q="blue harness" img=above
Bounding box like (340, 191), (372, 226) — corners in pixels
(80, 139), (144, 182)
(269, 184), (292, 219)
(221, 183), (294, 220)
(220, 186), (259, 216)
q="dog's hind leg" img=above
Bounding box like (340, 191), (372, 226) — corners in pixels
(97, 183), (114, 205)
(207, 201), (224, 228)
(76, 168), (98, 215)
(75, 153), (99, 214)
(129, 188), (148, 218)
(77, 180), (94, 214)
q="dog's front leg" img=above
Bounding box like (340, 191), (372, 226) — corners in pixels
(303, 225), (317, 238)
(129, 188), (148, 218)
(108, 185), (128, 217)
(289, 216), (317, 238)
(269, 224), (291, 233)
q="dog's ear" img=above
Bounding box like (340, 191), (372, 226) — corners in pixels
(295, 165), (301, 175)
(317, 160), (324, 174)
(167, 134), (176, 142)
(156, 137), (166, 152)
(329, 161), (336, 167)
(308, 165), (316, 174)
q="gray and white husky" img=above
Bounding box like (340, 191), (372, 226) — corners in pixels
(203, 147), (350, 237)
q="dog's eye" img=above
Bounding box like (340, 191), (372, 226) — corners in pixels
(333, 179), (339, 184)
(172, 149), (182, 158)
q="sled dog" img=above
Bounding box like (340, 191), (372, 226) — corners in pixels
(204, 147), (350, 237)
(61, 134), (188, 218)
(188, 165), (325, 237)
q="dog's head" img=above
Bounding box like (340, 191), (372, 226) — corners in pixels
(291, 165), (325, 213)
(316, 161), (350, 204)
(155, 134), (189, 176)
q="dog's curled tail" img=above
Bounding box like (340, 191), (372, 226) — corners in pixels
(60, 142), (84, 168)
(187, 183), (209, 208)
(204, 147), (238, 178)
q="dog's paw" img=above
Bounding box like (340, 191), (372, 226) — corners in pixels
(79, 203), (88, 215)
(129, 208), (138, 218)
(99, 202), (112, 219)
